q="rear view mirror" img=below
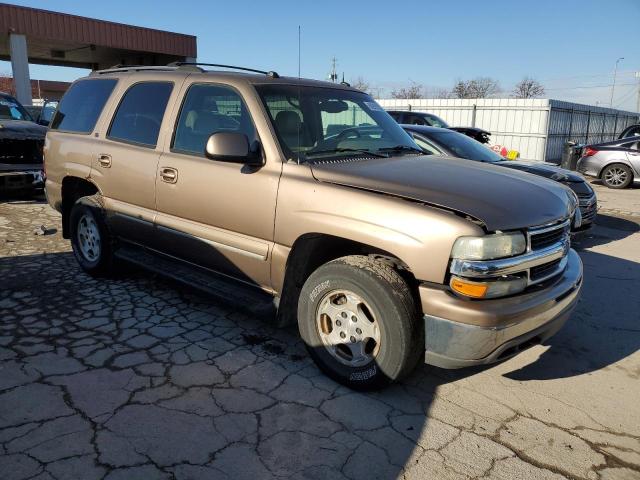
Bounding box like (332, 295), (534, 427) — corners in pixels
(205, 132), (263, 166)
(319, 99), (349, 113)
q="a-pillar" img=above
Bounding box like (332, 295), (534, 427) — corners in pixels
(9, 33), (32, 106)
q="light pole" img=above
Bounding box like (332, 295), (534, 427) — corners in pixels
(610, 57), (624, 107)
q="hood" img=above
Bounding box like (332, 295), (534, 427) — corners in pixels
(498, 160), (584, 183)
(0, 120), (47, 141)
(310, 155), (574, 232)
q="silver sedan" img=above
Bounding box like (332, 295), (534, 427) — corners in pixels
(577, 137), (640, 189)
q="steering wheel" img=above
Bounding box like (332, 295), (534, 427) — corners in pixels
(335, 127), (362, 140)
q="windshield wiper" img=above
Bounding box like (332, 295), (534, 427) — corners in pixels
(377, 145), (425, 155)
(305, 148), (389, 159)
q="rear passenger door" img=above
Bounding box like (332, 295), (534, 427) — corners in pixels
(90, 77), (177, 246)
(154, 82), (280, 291)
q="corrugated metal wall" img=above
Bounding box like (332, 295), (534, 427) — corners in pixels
(377, 98), (639, 162)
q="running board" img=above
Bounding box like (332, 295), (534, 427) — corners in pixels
(114, 244), (277, 320)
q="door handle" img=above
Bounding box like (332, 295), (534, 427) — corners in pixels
(97, 154), (112, 168)
(160, 167), (178, 183)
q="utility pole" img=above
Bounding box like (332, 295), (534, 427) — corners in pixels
(610, 57), (624, 107)
(329, 57), (338, 83)
(636, 71), (640, 113)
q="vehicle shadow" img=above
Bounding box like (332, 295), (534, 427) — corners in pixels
(572, 213), (639, 250)
(0, 190), (46, 204)
(504, 247), (640, 381)
(589, 178), (640, 189)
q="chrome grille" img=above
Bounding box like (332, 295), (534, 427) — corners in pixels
(528, 220), (570, 251)
(530, 258), (562, 282)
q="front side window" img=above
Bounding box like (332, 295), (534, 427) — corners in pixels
(412, 134), (442, 155)
(108, 82), (173, 147)
(50, 79), (117, 133)
(256, 85), (419, 162)
(173, 84), (258, 156)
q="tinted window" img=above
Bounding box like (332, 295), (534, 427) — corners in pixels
(173, 84), (258, 156)
(0, 95), (31, 121)
(429, 131), (504, 162)
(50, 79), (117, 133)
(412, 134), (442, 155)
(108, 82), (173, 147)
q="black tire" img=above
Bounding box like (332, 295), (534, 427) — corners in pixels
(69, 195), (114, 276)
(601, 163), (633, 189)
(298, 255), (423, 390)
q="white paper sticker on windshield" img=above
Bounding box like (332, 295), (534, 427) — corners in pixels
(364, 101), (383, 111)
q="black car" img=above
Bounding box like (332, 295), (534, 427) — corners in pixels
(403, 124), (597, 230)
(387, 110), (491, 144)
(0, 92), (47, 194)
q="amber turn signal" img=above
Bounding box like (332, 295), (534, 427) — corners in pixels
(450, 278), (488, 298)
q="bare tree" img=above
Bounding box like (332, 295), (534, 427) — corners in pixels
(391, 81), (424, 99)
(512, 77), (545, 99)
(452, 77), (501, 98)
(350, 76), (371, 94)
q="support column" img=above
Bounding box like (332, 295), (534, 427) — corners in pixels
(9, 34), (32, 106)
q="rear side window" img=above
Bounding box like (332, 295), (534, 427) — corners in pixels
(108, 82), (173, 147)
(50, 79), (117, 133)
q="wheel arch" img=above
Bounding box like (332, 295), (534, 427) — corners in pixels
(275, 232), (420, 326)
(60, 176), (101, 238)
(598, 160), (634, 179)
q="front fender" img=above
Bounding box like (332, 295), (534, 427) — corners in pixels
(274, 163), (483, 285)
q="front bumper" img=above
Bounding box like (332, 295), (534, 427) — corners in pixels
(0, 167), (44, 191)
(421, 249), (583, 368)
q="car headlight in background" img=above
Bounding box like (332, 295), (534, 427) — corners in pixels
(451, 232), (526, 260)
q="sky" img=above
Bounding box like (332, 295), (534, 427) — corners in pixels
(2, 0), (640, 111)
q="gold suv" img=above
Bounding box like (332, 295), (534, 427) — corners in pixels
(45, 64), (583, 389)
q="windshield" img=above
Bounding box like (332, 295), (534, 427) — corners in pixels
(429, 130), (504, 162)
(0, 95), (32, 121)
(256, 85), (420, 162)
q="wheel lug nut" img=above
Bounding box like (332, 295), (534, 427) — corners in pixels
(356, 328), (362, 334)
(340, 332), (346, 339)
(351, 316), (357, 322)
(350, 336), (356, 343)
(336, 320), (342, 326)
(341, 312), (347, 318)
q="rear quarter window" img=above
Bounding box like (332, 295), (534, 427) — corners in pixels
(50, 79), (117, 133)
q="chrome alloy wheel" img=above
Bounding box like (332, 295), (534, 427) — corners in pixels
(315, 290), (381, 367)
(604, 166), (628, 187)
(76, 214), (101, 262)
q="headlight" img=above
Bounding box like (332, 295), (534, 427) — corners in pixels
(451, 232), (526, 260)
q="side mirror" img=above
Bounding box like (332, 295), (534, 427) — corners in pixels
(205, 132), (263, 166)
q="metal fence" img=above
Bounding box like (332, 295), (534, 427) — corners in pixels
(376, 98), (639, 162)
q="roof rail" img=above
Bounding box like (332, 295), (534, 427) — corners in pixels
(91, 65), (177, 75)
(167, 62), (280, 78)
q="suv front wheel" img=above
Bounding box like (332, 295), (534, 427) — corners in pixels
(298, 255), (423, 390)
(69, 196), (114, 275)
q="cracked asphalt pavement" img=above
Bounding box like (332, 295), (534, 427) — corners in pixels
(1, 198), (639, 480)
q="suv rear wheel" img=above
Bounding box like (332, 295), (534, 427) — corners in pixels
(601, 163), (633, 189)
(298, 255), (423, 390)
(69, 196), (114, 275)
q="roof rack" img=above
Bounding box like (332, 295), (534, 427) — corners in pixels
(167, 62), (280, 78)
(92, 65), (177, 75)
